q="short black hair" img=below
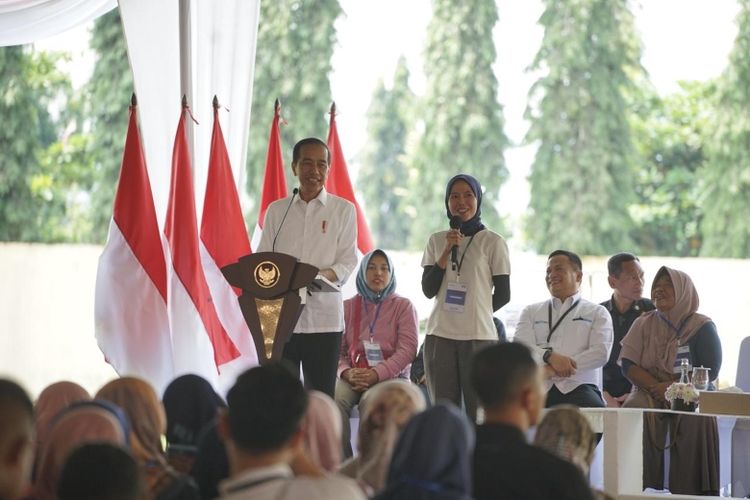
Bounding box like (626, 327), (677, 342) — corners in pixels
(57, 443), (143, 500)
(292, 137), (331, 165)
(548, 249), (582, 272)
(471, 343), (539, 410)
(226, 363), (308, 453)
(0, 379), (33, 419)
(607, 252), (639, 277)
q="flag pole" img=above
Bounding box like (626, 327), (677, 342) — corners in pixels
(131, 92), (137, 107)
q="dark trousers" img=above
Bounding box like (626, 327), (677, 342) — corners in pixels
(282, 332), (342, 398)
(545, 384), (606, 409)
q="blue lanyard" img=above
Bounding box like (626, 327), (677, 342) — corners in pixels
(656, 311), (693, 338)
(363, 300), (383, 342)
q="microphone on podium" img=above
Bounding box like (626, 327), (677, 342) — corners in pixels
(272, 188), (299, 253)
(450, 215), (462, 270)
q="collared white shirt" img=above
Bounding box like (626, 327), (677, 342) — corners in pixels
(258, 188), (357, 333)
(219, 463), (365, 500)
(514, 291), (613, 394)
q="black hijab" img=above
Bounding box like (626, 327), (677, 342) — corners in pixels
(444, 174), (486, 236)
(162, 374), (224, 448)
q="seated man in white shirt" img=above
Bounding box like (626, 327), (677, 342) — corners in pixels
(217, 364), (365, 500)
(514, 250), (613, 408)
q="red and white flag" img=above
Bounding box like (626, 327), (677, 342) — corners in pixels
(164, 102), (240, 384)
(200, 100), (259, 384)
(251, 99), (288, 250)
(326, 102), (375, 254)
(95, 97), (174, 394)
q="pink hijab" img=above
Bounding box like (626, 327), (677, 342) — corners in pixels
(33, 404), (128, 500)
(302, 391), (342, 472)
(33, 381), (90, 466)
(620, 267), (711, 377)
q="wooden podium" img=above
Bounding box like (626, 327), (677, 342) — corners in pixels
(221, 252), (318, 364)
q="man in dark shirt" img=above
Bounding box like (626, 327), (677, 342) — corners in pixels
(600, 253), (654, 407)
(471, 343), (595, 500)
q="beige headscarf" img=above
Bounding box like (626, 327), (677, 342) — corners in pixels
(302, 391), (343, 472)
(619, 266), (711, 378)
(533, 405), (596, 475)
(33, 381), (90, 470)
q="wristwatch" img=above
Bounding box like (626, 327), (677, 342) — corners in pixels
(542, 349), (553, 365)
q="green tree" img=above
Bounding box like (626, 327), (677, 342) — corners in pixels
(358, 57), (414, 250)
(406, 0), (509, 248)
(0, 46), (69, 241)
(524, 0), (641, 255)
(629, 81), (714, 256)
(245, 0), (341, 222)
(86, 8), (133, 243)
(701, 0), (750, 257)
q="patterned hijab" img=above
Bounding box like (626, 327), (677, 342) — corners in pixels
(356, 249), (397, 304)
(620, 266), (711, 377)
(444, 174), (486, 236)
(533, 405), (596, 475)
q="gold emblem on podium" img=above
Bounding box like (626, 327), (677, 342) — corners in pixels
(254, 261), (280, 288)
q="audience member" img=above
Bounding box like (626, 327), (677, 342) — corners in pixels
(34, 400), (129, 500)
(257, 137), (358, 398)
(217, 363), (365, 499)
(96, 377), (200, 500)
(302, 391), (342, 473)
(472, 343), (595, 500)
(32, 381), (90, 478)
(533, 406), (613, 500)
(162, 374), (224, 474)
(514, 250), (612, 409)
(420, 174), (511, 421)
(373, 402), (473, 500)
(339, 380), (426, 496)
(0, 379), (34, 500)
(57, 442), (144, 500)
(336, 248), (418, 457)
(600, 253), (654, 407)
(191, 421), (229, 500)
(620, 266), (722, 495)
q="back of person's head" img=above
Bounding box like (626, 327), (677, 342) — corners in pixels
(471, 343), (544, 423)
(533, 405), (596, 475)
(302, 391), (342, 472)
(0, 379), (34, 500)
(95, 377), (165, 462)
(34, 402), (129, 500)
(607, 252), (639, 277)
(548, 249), (582, 271)
(162, 373), (224, 448)
(377, 403), (474, 500)
(57, 443), (144, 500)
(33, 381), (90, 464)
(225, 363), (308, 453)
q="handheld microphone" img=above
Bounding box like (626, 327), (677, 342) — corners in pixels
(449, 215), (462, 270)
(272, 188), (299, 252)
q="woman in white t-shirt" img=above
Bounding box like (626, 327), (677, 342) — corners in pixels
(420, 174), (510, 420)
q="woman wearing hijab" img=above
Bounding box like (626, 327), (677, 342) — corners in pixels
(373, 402), (474, 500)
(620, 266), (722, 495)
(339, 379), (426, 496)
(33, 401), (129, 500)
(421, 174), (511, 420)
(300, 390), (343, 473)
(96, 377), (200, 500)
(32, 381), (90, 479)
(162, 374), (224, 474)
(336, 249), (419, 456)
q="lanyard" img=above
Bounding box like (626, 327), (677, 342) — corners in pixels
(225, 474), (287, 493)
(657, 311), (693, 338)
(547, 299), (581, 342)
(455, 234), (476, 276)
(363, 300), (383, 341)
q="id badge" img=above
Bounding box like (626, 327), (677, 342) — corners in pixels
(363, 340), (384, 366)
(443, 282), (468, 313)
(673, 344), (691, 373)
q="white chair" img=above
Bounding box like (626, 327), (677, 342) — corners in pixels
(731, 336), (750, 497)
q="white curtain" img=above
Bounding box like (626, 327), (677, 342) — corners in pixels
(0, 0), (116, 46)
(119, 0), (261, 222)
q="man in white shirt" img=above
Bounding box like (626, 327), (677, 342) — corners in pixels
(258, 138), (357, 397)
(217, 364), (365, 500)
(514, 250), (613, 408)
